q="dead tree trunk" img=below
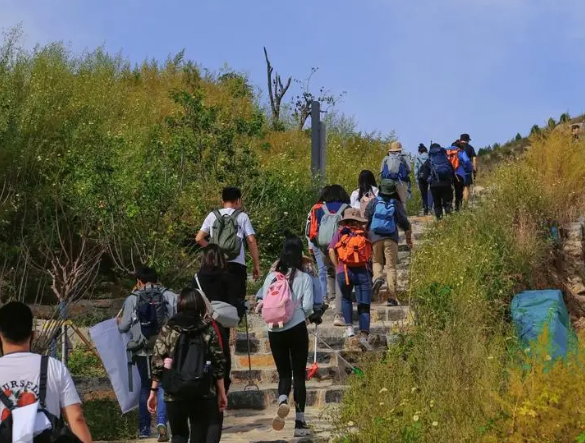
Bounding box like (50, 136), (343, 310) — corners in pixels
(264, 47), (292, 130)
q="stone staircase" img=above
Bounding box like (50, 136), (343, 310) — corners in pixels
(219, 216), (431, 442)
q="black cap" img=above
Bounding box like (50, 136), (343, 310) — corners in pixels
(460, 133), (471, 142)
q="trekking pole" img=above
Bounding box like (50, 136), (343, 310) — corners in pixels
(309, 329), (364, 377)
(243, 310), (259, 391)
(306, 325), (319, 380)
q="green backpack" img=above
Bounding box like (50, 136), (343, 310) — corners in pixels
(211, 209), (242, 260)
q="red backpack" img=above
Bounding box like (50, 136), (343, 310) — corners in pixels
(334, 227), (372, 284)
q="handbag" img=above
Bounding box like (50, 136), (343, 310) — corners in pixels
(194, 275), (240, 328)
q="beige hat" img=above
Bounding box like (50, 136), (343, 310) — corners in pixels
(389, 141), (403, 152)
(339, 208), (367, 225)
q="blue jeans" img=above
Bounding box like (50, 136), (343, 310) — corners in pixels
(136, 356), (167, 436)
(336, 268), (373, 333)
(311, 243), (328, 300)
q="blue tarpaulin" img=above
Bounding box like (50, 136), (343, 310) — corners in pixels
(511, 289), (575, 360)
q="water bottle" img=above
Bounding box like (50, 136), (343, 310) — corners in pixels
(204, 360), (211, 373)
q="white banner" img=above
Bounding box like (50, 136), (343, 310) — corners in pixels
(89, 319), (140, 414)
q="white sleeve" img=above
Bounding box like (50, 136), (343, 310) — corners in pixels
(301, 274), (314, 317)
(240, 213), (256, 238)
(200, 212), (215, 234)
(58, 362), (81, 408)
(350, 190), (360, 209)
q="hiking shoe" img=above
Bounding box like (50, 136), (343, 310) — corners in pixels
(157, 425), (169, 442)
(344, 330), (356, 338)
(387, 298), (400, 307)
(294, 421), (312, 438)
(333, 314), (345, 327)
(358, 336), (374, 351)
(272, 401), (290, 431)
(372, 278), (385, 297)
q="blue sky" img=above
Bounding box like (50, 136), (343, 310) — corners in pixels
(2, 0), (585, 153)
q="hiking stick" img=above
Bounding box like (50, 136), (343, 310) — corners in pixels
(308, 329), (363, 376)
(306, 325), (319, 380)
(243, 311), (259, 390)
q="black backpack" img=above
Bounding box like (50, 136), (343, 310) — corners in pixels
(161, 330), (213, 401)
(0, 356), (81, 443)
(135, 286), (168, 347)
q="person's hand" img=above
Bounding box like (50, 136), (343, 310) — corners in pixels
(254, 300), (264, 315)
(406, 238), (414, 250)
(218, 390), (228, 412)
(253, 265), (261, 281)
(147, 390), (157, 414)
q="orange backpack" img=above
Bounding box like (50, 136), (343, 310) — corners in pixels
(447, 148), (460, 171)
(335, 227), (372, 284)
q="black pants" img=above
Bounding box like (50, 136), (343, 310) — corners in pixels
(268, 322), (309, 413)
(431, 186), (453, 219)
(418, 179), (430, 213)
(167, 398), (221, 443)
(215, 323), (231, 394)
(453, 175), (465, 211)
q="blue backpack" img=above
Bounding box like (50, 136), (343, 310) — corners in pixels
(459, 150), (473, 174)
(429, 146), (453, 183)
(370, 198), (397, 235)
(381, 154), (410, 182)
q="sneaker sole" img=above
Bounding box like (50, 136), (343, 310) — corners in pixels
(277, 403), (290, 419)
(272, 416), (286, 431)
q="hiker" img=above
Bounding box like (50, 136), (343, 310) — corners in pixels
(118, 267), (177, 441)
(149, 287), (227, 443)
(459, 134), (478, 204)
(0, 301), (92, 443)
(380, 141), (411, 203)
(414, 144), (432, 215)
(447, 140), (473, 211)
(196, 186), (261, 318)
(305, 186), (330, 301)
(255, 235), (314, 437)
(349, 170), (379, 215)
(328, 208), (374, 350)
(366, 180), (413, 306)
(424, 143), (455, 220)
(307, 184), (351, 327)
(192, 244), (239, 395)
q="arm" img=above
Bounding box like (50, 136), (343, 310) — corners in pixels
(151, 326), (172, 382)
(196, 230), (209, 247)
(300, 274), (314, 317)
(62, 404), (92, 443)
(117, 296), (135, 333)
(246, 235), (261, 280)
(395, 201), (413, 248)
(209, 325), (227, 381)
(328, 247), (339, 269)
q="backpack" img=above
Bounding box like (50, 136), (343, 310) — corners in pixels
(134, 286), (169, 350)
(316, 203), (348, 250)
(334, 227), (372, 285)
(162, 329), (213, 401)
(447, 148), (460, 171)
(429, 147), (454, 183)
(459, 150), (473, 174)
(194, 275), (240, 328)
(370, 198), (397, 236)
(381, 154), (410, 182)
(359, 191), (376, 218)
(416, 157), (430, 182)
(261, 272), (296, 329)
(0, 356), (81, 443)
(210, 209), (242, 261)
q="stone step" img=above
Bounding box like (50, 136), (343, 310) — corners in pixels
(231, 362), (343, 386)
(228, 381), (347, 410)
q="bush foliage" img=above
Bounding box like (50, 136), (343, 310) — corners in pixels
(337, 130), (585, 442)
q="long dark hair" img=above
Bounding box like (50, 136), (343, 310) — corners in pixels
(200, 244), (227, 273)
(275, 234), (303, 278)
(357, 170), (377, 200)
(324, 184), (350, 204)
(177, 287), (207, 318)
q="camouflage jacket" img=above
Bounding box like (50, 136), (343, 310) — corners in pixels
(151, 313), (226, 399)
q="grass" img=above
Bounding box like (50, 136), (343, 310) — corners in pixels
(84, 400), (138, 441)
(335, 130), (585, 442)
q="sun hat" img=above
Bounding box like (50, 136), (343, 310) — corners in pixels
(378, 179), (398, 197)
(388, 141), (403, 152)
(339, 208), (367, 225)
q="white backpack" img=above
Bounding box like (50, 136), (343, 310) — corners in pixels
(194, 275), (240, 328)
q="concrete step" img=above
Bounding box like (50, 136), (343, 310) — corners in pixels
(228, 381), (347, 410)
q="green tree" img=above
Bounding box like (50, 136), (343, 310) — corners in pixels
(515, 133), (523, 141)
(548, 117), (557, 130)
(531, 125), (541, 135)
(560, 112), (571, 123)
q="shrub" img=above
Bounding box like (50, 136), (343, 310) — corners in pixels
(83, 399), (138, 441)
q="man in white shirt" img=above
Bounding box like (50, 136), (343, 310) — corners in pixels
(196, 187), (261, 313)
(0, 302), (92, 443)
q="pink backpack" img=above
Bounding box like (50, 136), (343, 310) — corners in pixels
(262, 272), (296, 328)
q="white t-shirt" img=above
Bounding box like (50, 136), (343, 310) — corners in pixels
(0, 353), (81, 418)
(200, 208), (255, 266)
(350, 186), (379, 209)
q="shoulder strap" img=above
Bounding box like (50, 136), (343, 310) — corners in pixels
(39, 355), (49, 409)
(321, 203), (330, 216)
(338, 203), (349, 214)
(0, 389), (14, 410)
(213, 209), (223, 221)
(229, 209), (242, 221)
